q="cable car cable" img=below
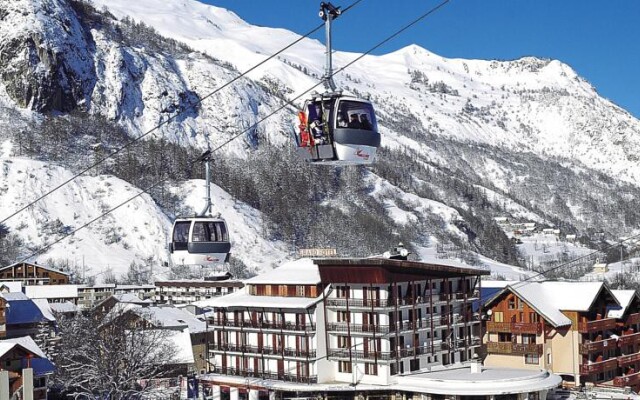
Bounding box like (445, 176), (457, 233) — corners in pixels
(11, 0), (452, 265)
(0, 0), (365, 227)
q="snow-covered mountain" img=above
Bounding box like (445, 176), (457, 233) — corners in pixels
(1, 0), (639, 281)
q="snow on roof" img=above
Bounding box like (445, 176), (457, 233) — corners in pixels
(31, 299), (57, 322)
(115, 284), (156, 290)
(0, 282), (22, 293)
(49, 301), (78, 314)
(495, 281), (615, 328)
(133, 307), (206, 334)
(1, 292), (29, 301)
(24, 284), (78, 299)
(244, 258), (320, 285)
(114, 293), (153, 304)
(0, 336), (47, 359)
(194, 290), (322, 311)
(1, 262), (70, 276)
(608, 290), (638, 319)
(143, 328), (194, 365)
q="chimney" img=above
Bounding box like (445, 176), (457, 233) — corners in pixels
(470, 359), (483, 374)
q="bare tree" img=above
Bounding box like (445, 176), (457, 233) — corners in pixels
(52, 309), (180, 399)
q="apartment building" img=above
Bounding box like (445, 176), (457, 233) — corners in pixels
(199, 257), (560, 399)
(154, 276), (243, 305)
(483, 281), (640, 391)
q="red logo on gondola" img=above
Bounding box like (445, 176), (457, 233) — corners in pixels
(206, 256), (219, 262)
(356, 149), (370, 160)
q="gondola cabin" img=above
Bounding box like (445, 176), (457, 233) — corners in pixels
(169, 217), (231, 266)
(295, 93), (380, 165)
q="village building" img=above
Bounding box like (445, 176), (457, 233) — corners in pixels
(154, 275), (243, 305)
(198, 257), (560, 400)
(0, 336), (54, 400)
(483, 281), (640, 391)
(0, 262), (70, 286)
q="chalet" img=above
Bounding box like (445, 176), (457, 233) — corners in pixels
(0, 336), (54, 400)
(483, 281), (640, 391)
(0, 262), (69, 286)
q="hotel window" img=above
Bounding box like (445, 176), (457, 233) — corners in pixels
(339, 361), (352, 373)
(338, 336), (351, 349)
(296, 286), (305, 297)
(337, 311), (350, 323)
(530, 312), (538, 323)
(525, 353), (539, 364)
(522, 334), (536, 344)
(279, 285), (287, 296)
(337, 286), (350, 298)
(365, 363), (378, 375)
(409, 359), (420, 372)
(508, 297), (516, 309)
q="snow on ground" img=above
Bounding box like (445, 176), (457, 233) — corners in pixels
(414, 245), (536, 281)
(514, 232), (594, 270)
(0, 140), (11, 158)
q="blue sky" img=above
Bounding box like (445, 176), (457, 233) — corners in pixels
(205, 1), (640, 118)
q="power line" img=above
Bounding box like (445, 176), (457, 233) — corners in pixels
(10, 0), (451, 266)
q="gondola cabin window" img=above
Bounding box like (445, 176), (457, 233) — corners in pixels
(173, 221), (190, 250)
(336, 100), (377, 131)
(192, 221), (229, 242)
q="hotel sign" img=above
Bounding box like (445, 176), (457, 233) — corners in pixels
(298, 248), (337, 258)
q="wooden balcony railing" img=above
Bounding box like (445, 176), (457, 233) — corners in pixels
(578, 318), (617, 333)
(579, 358), (618, 375)
(579, 337), (618, 354)
(486, 321), (543, 334)
(614, 371), (640, 387)
(326, 323), (391, 334)
(618, 353), (640, 367)
(627, 313), (640, 326)
(619, 332), (640, 347)
(486, 341), (543, 356)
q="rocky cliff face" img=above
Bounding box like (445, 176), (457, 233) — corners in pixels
(0, 0), (96, 111)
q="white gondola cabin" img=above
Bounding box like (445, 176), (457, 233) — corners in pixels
(295, 93), (380, 165)
(169, 217), (230, 266)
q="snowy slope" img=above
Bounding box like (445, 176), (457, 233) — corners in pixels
(0, 152), (288, 281)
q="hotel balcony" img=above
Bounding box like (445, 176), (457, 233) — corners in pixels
(328, 345), (436, 361)
(326, 322), (391, 334)
(209, 344), (316, 359)
(618, 352), (640, 368)
(578, 318), (617, 334)
(614, 371), (640, 388)
(579, 358), (618, 375)
(619, 332), (640, 347)
(207, 319), (314, 333)
(579, 337), (618, 354)
(212, 367), (317, 384)
(486, 321), (543, 335)
(486, 341), (543, 356)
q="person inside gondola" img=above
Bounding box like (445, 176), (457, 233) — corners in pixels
(348, 113), (362, 129)
(360, 113), (372, 130)
(309, 103), (326, 144)
(337, 113), (348, 127)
